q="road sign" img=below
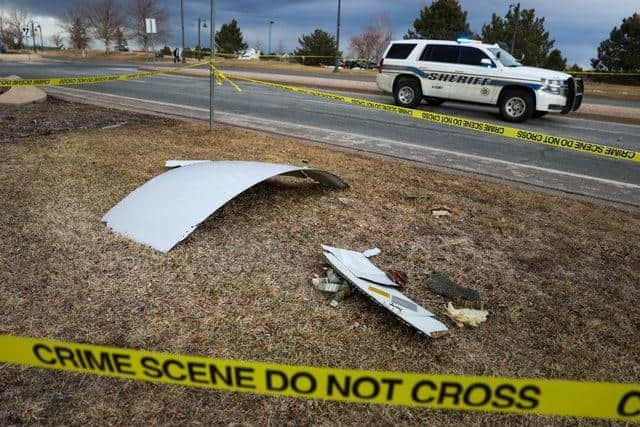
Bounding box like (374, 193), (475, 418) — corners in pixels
(22, 27), (30, 37)
(145, 18), (157, 34)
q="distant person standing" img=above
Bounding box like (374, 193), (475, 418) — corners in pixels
(172, 48), (179, 64)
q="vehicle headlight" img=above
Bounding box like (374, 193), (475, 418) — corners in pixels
(541, 78), (566, 95)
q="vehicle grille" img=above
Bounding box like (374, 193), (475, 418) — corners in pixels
(563, 78), (584, 113)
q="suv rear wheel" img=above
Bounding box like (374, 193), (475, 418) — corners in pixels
(393, 77), (422, 108)
(499, 88), (534, 123)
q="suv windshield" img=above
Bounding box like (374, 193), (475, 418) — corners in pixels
(487, 47), (521, 67)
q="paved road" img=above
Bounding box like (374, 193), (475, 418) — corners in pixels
(3, 59), (639, 205)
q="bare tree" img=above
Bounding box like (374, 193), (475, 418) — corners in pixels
(349, 14), (392, 61)
(127, 0), (168, 52)
(0, 8), (29, 49)
(62, 6), (92, 49)
(254, 39), (263, 54)
(86, 0), (123, 52)
(50, 32), (64, 49)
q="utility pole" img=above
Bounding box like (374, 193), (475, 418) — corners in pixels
(509, 3), (519, 53)
(38, 24), (43, 50)
(180, 0), (185, 62)
(214, 0), (216, 132)
(333, 0), (341, 72)
(30, 21), (36, 53)
(268, 20), (274, 54)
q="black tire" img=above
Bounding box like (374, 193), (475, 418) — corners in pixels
(499, 88), (535, 123)
(533, 111), (548, 118)
(424, 97), (445, 106)
(393, 77), (422, 108)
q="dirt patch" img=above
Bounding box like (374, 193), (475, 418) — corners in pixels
(0, 97), (171, 143)
(1, 105), (639, 425)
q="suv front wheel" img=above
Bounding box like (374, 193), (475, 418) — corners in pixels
(393, 77), (422, 109)
(499, 88), (534, 123)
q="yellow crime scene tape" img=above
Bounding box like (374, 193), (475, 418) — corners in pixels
(0, 335), (638, 421)
(217, 72), (640, 164)
(0, 61), (210, 88)
(1, 59), (637, 164)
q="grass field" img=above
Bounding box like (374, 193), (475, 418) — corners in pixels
(1, 100), (639, 424)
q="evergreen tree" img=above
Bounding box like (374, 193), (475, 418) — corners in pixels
(405, 0), (471, 40)
(294, 29), (339, 65)
(482, 3), (564, 68)
(215, 19), (248, 54)
(591, 13), (640, 72)
(545, 49), (567, 71)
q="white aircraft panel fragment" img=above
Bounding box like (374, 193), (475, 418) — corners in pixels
(321, 245), (396, 287)
(102, 161), (348, 252)
(322, 247), (448, 337)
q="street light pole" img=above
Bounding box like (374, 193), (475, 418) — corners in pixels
(268, 20), (274, 54)
(333, 0), (341, 72)
(180, 0), (185, 61)
(209, 0), (216, 131)
(197, 18), (207, 60)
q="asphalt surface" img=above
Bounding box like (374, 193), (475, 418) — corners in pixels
(3, 59), (639, 202)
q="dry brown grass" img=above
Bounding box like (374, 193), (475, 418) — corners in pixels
(1, 109), (639, 425)
(585, 81), (640, 101)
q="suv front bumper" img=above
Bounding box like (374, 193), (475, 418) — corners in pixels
(537, 77), (584, 114)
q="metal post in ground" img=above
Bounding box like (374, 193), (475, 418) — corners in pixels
(198, 18), (201, 61)
(333, 0), (341, 72)
(180, 0), (185, 63)
(209, 0), (216, 131)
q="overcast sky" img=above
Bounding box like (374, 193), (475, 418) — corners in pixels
(3, 0), (639, 67)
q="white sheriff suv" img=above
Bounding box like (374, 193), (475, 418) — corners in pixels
(377, 39), (584, 122)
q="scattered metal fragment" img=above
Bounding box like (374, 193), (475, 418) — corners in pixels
(404, 194), (431, 201)
(102, 161), (349, 252)
(445, 302), (488, 328)
(321, 245), (396, 287)
(362, 248), (381, 258)
(101, 122), (127, 130)
(431, 207), (451, 218)
(385, 270), (408, 288)
(322, 245), (448, 338)
(427, 271), (482, 306)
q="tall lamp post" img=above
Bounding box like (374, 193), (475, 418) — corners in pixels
(209, 0), (216, 131)
(180, 0), (185, 62)
(197, 18), (207, 60)
(333, 0), (341, 72)
(268, 20), (274, 54)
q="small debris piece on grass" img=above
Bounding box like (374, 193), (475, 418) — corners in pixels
(362, 247), (381, 258)
(385, 270), (408, 289)
(431, 207), (451, 218)
(427, 271), (482, 306)
(445, 302), (488, 328)
(101, 122), (127, 130)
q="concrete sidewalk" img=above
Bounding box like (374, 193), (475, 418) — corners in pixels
(138, 65), (640, 124)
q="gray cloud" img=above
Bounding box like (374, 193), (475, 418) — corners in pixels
(2, 0), (637, 66)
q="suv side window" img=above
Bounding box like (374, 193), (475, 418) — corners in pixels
(419, 45), (460, 63)
(385, 43), (417, 59)
(459, 46), (492, 66)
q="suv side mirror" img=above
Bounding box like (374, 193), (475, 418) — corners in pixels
(480, 58), (494, 67)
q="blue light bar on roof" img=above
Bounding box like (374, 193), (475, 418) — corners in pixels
(457, 38), (482, 44)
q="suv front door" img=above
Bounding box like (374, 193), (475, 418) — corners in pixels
(450, 46), (499, 104)
(418, 44), (460, 100)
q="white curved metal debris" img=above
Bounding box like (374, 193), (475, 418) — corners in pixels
(102, 161), (348, 252)
(321, 245), (448, 338)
